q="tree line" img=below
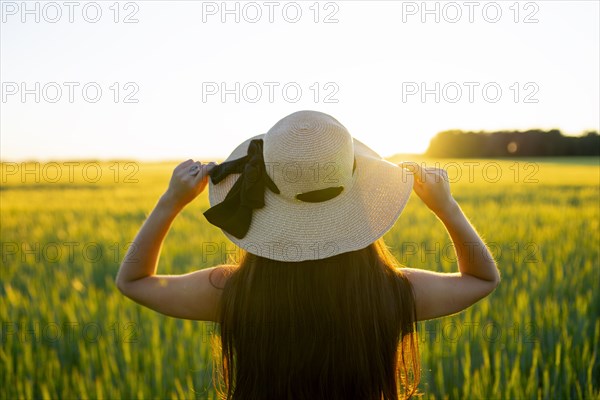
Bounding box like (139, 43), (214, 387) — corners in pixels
(425, 129), (600, 157)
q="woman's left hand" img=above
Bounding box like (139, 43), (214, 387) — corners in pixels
(162, 159), (217, 210)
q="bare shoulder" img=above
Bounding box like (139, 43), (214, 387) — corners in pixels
(208, 264), (238, 289)
(117, 264), (240, 322)
(398, 267), (498, 321)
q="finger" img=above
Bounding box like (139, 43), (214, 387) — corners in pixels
(438, 168), (449, 181)
(423, 167), (448, 183)
(176, 159), (195, 172)
(399, 161), (416, 172)
(191, 161), (203, 175)
(200, 162), (218, 180)
(424, 167), (446, 175)
(206, 161), (218, 172)
(399, 162), (425, 183)
(195, 163), (212, 182)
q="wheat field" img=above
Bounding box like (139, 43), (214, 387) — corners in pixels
(1, 157), (598, 399)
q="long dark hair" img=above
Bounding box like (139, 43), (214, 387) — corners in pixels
(212, 238), (420, 399)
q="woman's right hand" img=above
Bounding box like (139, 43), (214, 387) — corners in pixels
(400, 162), (457, 218)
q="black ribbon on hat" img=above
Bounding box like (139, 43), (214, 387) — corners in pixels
(203, 139), (280, 239)
(204, 139), (357, 239)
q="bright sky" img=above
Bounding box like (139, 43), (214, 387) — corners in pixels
(1, 0), (598, 161)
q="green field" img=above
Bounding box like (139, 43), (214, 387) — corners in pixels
(1, 157), (599, 399)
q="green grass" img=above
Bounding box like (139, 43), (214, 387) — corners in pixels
(1, 158), (599, 399)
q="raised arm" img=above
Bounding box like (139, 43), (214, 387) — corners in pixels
(115, 160), (227, 322)
(399, 162), (500, 321)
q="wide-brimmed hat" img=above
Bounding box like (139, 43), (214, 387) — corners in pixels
(204, 110), (413, 262)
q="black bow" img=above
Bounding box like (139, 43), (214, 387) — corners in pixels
(204, 139), (280, 239)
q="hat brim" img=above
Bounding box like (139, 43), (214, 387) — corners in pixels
(208, 134), (414, 262)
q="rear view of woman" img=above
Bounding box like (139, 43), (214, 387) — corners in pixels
(116, 110), (501, 399)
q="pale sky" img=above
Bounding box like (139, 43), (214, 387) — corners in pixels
(1, 0), (598, 161)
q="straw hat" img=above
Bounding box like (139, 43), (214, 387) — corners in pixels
(204, 110), (413, 262)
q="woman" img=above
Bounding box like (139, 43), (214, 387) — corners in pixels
(116, 111), (500, 399)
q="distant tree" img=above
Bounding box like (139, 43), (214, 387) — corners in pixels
(425, 129), (600, 157)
